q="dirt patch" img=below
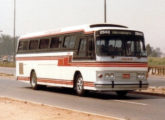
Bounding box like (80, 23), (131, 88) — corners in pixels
(0, 73), (15, 80)
(0, 97), (116, 120)
(0, 73), (14, 76)
(137, 87), (165, 95)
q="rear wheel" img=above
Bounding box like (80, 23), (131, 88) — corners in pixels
(75, 74), (85, 96)
(30, 71), (38, 90)
(116, 91), (128, 97)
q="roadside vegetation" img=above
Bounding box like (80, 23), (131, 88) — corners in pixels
(0, 62), (15, 68)
(146, 44), (165, 66)
(148, 57), (165, 66)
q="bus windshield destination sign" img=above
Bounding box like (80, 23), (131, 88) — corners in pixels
(98, 30), (144, 36)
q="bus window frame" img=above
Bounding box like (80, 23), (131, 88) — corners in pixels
(29, 39), (40, 51)
(62, 34), (77, 50)
(50, 36), (61, 49)
(73, 34), (95, 60)
(17, 32), (82, 54)
(18, 40), (29, 52)
(39, 37), (50, 50)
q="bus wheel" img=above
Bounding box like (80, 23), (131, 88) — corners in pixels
(116, 91), (128, 97)
(75, 74), (85, 96)
(30, 71), (38, 90)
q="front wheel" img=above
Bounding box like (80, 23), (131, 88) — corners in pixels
(75, 74), (85, 96)
(30, 71), (38, 90)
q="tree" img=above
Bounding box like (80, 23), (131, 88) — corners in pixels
(146, 44), (152, 56)
(0, 34), (19, 56)
(146, 44), (162, 57)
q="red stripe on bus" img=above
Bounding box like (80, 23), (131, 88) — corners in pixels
(37, 78), (73, 85)
(16, 56), (148, 67)
(17, 76), (94, 87)
(17, 76), (30, 81)
(84, 82), (95, 87)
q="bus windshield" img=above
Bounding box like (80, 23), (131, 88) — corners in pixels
(96, 35), (147, 57)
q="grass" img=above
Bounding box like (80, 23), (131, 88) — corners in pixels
(148, 57), (165, 66)
(0, 62), (15, 67)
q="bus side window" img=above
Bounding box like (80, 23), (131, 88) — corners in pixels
(39, 39), (49, 49)
(78, 38), (87, 57)
(18, 41), (24, 51)
(63, 35), (76, 49)
(63, 36), (70, 48)
(29, 40), (39, 50)
(74, 36), (95, 59)
(70, 36), (76, 48)
(18, 41), (29, 51)
(88, 37), (94, 57)
(50, 37), (60, 48)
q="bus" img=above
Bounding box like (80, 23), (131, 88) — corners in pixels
(16, 24), (148, 96)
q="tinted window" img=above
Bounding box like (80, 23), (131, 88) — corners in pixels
(18, 41), (24, 51)
(39, 39), (49, 49)
(18, 41), (29, 51)
(88, 37), (94, 56)
(63, 36), (76, 49)
(96, 36), (146, 56)
(29, 40), (39, 50)
(50, 37), (60, 48)
(78, 38), (87, 57)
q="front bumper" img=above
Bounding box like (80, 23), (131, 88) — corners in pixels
(95, 81), (149, 91)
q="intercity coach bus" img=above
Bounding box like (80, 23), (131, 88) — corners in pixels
(16, 24), (148, 96)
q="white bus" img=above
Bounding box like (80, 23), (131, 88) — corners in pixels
(16, 24), (148, 96)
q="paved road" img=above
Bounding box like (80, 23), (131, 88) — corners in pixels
(0, 78), (165, 120)
(0, 67), (15, 75)
(148, 76), (165, 87)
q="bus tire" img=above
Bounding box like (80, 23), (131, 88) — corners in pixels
(30, 71), (38, 90)
(116, 91), (128, 97)
(75, 74), (85, 96)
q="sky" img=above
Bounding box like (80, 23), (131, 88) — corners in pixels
(0, 0), (165, 52)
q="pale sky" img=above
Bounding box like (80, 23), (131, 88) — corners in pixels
(0, 0), (165, 52)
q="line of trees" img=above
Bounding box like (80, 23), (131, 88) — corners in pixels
(146, 44), (163, 57)
(0, 34), (18, 56)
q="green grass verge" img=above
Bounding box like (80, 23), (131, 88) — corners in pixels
(148, 57), (165, 66)
(0, 62), (16, 67)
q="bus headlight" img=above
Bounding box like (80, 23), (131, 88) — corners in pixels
(105, 73), (110, 79)
(137, 73), (145, 80)
(104, 73), (115, 80)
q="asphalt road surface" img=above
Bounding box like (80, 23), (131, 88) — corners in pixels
(0, 78), (165, 120)
(148, 76), (165, 87)
(0, 67), (15, 75)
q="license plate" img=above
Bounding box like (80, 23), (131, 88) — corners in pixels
(122, 74), (130, 79)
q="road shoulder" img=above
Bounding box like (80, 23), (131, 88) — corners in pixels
(0, 97), (118, 120)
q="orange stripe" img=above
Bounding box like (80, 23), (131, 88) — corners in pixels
(84, 81), (95, 87)
(17, 76), (30, 81)
(37, 78), (73, 85)
(17, 76), (95, 87)
(16, 56), (147, 67)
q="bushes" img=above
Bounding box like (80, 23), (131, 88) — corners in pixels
(148, 57), (165, 66)
(0, 62), (15, 67)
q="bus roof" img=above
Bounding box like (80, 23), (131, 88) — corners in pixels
(20, 23), (132, 40)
